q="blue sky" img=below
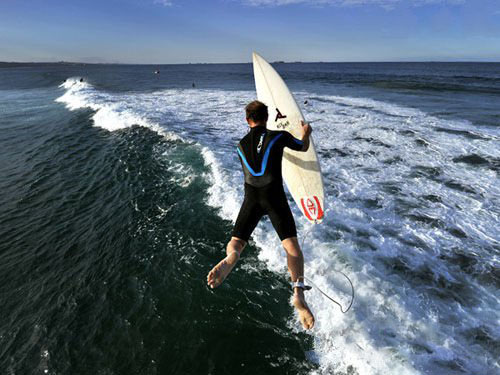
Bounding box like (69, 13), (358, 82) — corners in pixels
(1, 0), (499, 63)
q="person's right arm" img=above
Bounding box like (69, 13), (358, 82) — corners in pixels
(283, 121), (312, 152)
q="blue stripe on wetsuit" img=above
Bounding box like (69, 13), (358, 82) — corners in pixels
(237, 133), (283, 177)
(293, 137), (304, 145)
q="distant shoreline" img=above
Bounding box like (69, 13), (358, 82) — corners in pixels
(1, 60), (499, 67)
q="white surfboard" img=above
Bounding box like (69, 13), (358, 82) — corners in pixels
(252, 52), (325, 223)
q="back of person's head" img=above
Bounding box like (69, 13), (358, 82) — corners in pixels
(245, 100), (268, 123)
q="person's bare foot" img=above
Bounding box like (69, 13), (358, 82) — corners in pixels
(293, 289), (315, 330)
(207, 252), (240, 289)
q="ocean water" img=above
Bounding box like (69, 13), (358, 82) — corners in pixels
(0, 62), (499, 375)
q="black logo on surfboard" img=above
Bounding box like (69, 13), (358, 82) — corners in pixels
(275, 108), (287, 122)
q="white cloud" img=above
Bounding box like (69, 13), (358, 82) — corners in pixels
(242, 0), (464, 7)
(153, 0), (464, 8)
(154, 0), (173, 6)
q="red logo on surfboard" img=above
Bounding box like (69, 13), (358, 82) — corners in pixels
(301, 196), (324, 221)
(307, 199), (316, 215)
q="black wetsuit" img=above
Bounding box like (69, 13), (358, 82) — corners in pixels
(232, 126), (304, 242)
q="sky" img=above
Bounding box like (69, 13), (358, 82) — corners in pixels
(1, 0), (499, 63)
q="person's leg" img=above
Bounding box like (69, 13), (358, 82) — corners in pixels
(282, 237), (315, 330)
(264, 187), (303, 283)
(281, 236), (304, 282)
(207, 237), (246, 289)
(207, 187), (263, 289)
(265, 186), (315, 330)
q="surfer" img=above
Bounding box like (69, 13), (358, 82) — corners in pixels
(207, 100), (315, 330)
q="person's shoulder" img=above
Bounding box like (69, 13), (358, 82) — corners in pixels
(238, 132), (250, 146)
(274, 130), (293, 140)
(240, 129), (250, 140)
(268, 129), (289, 137)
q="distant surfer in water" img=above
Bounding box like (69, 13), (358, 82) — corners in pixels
(207, 100), (315, 330)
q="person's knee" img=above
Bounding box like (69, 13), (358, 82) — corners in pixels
(282, 237), (302, 256)
(282, 236), (298, 246)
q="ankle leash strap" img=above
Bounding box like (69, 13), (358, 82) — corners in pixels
(292, 281), (312, 291)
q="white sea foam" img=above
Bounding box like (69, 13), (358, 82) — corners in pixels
(56, 80), (500, 374)
(56, 77), (181, 140)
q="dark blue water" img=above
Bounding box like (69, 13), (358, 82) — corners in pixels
(1, 62), (499, 375)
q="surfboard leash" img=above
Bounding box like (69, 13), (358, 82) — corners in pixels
(300, 227), (355, 314)
(302, 274), (354, 314)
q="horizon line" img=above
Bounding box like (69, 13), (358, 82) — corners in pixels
(2, 59), (500, 65)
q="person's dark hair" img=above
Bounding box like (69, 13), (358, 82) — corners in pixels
(245, 100), (268, 123)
